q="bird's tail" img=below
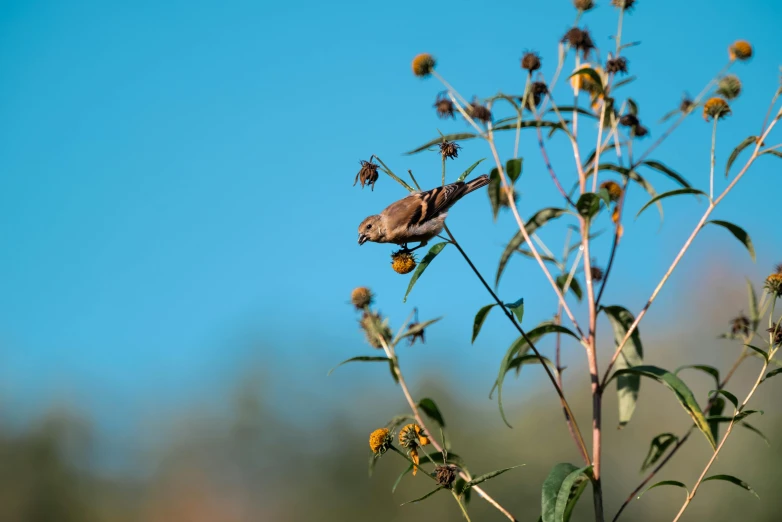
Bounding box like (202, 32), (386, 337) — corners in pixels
(463, 174), (490, 195)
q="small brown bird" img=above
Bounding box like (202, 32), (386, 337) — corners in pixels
(358, 175), (490, 250)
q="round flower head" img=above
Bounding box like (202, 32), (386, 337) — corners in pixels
(703, 97), (731, 121)
(775, 262), (782, 275)
(765, 273), (782, 297)
(590, 266), (604, 282)
(369, 428), (393, 456)
(716, 75), (742, 100)
(412, 53), (436, 78)
(354, 159), (379, 190)
(391, 250), (417, 274)
(468, 100), (492, 124)
(730, 315), (750, 337)
(521, 51), (542, 72)
(360, 311), (393, 349)
(440, 140), (461, 160)
(399, 424), (429, 475)
(350, 287), (373, 309)
(562, 27), (596, 59)
(434, 94), (455, 119)
(600, 180), (623, 201)
(435, 465), (457, 487)
(606, 56), (629, 75)
(729, 40), (753, 62)
(611, 0), (636, 9)
(523, 81), (548, 111)
(573, 0), (596, 11)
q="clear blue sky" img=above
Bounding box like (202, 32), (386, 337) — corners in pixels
(1, 0), (780, 447)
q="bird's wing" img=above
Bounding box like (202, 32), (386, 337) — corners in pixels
(384, 182), (468, 231)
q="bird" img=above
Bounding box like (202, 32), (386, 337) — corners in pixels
(357, 174), (490, 251)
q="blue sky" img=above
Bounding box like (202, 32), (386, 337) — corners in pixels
(1, 0), (780, 447)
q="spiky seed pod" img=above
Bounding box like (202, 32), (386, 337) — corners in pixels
(769, 327), (782, 346)
(680, 96), (695, 113)
(354, 159), (379, 190)
(369, 428), (393, 456)
(350, 287), (374, 309)
(435, 465), (457, 487)
(634, 124), (649, 138)
(775, 262), (782, 275)
(600, 180), (623, 201)
(521, 51), (542, 72)
(522, 81), (548, 110)
(590, 266), (604, 282)
(729, 40), (753, 62)
(716, 75), (742, 100)
(360, 311), (393, 349)
(606, 56), (629, 75)
(468, 100), (492, 123)
(562, 27), (596, 59)
(406, 322), (426, 346)
(619, 114), (639, 127)
(434, 95), (455, 119)
(573, 0), (596, 11)
(611, 0), (636, 9)
(703, 97), (731, 121)
(440, 140), (461, 160)
(730, 315), (750, 337)
(765, 273), (782, 297)
(391, 250), (417, 274)
(411, 53), (436, 77)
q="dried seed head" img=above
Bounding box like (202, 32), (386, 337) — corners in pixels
(369, 428), (393, 455)
(619, 114), (639, 127)
(600, 180), (623, 201)
(775, 262), (782, 274)
(440, 140), (461, 160)
(522, 82), (549, 110)
(634, 124), (649, 138)
(562, 27), (596, 59)
(351, 287), (374, 309)
(611, 0), (636, 9)
(391, 250), (417, 274)
(765, 273), (782, 296)
(468, 100), (492, 124)
(729, 40), (753, 62)
(435, 465), (457, 487)
(354, 159), (380, 190)
(606, 56), (629, 75)
(360, 311), (393, 349)
(412, 53), (436, 77)
(730, 315), (750, 337)
(434, 94), (455, 119)
(703, 97), (731, 121)
(680, 96), (695, 114)
(573, 0), (596, 11)
(406, 316), (427, 346)
(521, 51), (542, 72)
(716, 75), (742, 100)
(590, 266), (604, 282)
(768, 326), (782, 346)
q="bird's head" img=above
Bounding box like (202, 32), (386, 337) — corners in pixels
(358, 215), (385, 245)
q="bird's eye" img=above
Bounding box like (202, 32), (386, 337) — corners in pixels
(366, 224), (372, 229)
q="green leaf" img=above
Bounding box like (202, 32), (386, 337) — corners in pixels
(641, 433), (678, 472)
(568, 67), (604, 95)
(627, 98), (639, 116)
(465, 465), (524, 488)
(575, 193), (602, 219)
(710, 389), (739, 410)
(760, 148), (782, 160)
(457, 158), (486, 182)
(706, 220), (756, 262)
(596, 164), (664, 222)
(675, 365), (720, 389)
(707, 397), (726, 442)
(635, 188), (706, 219)
(744, 344), (768, 361)
(541, 463), (592, 522)
(610, 365), (716, 449)
(506, 158), (523, 183)
(747, 278), (760, 331)
(418, 398), (446, 428)
(406, 133), (478, 155)
(403, 242), (448, 303)
(496, 208), (569, 287)
(472, 304), (497, 344)
(613, 76), (637, 89)
(556, 274), (583, 301)
(373, 156), (416, 193)
(507, 354), (557, 376)
(641, 160), (691, 188)
(396, 317), (442, 344)
(726, 136), (758, 178)
(401, 486), (444, 505)
(328, 356), (390, 375)
(707, 410), (764, 424)
(740, 422), (770, 446)
(603, 306), (644, 428)
(702, 474), (759, 499)
(506, 298), (524, 324)
(545, 106), (597, 118)
(638, 480), (688, 499)
(763, 367), (782, 381)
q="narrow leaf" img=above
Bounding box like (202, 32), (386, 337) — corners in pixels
(457, 158), (485, 182)
(472, 304), (497, 344)
(396, 317), (442, 343)
(465, 465), (524, 488)
(401, 487), (444, 505)
(610, 365), (716, 449)
(406, 133), (477, 155)
(603, 306), (644, 428)
(760, 148), (782, 160)
(747, 278), (760, 331)
(328, 356), (390, 375)
(418, 398), (446, 427)
(745, 344), (768, 361)
(641, 433), (678, 472)
(373, 156), (415, 192)
(702, 474), (759, 499)
(507, 354), (557, 376)
(725, 136), (758, 178)
(764, 367), (782, 381)
(636, 188), (706, 219)
(403, 242), (448, 303)
(707, 397), (726, 442)
(706, 220), (756, 262)
(541, 463), (592, 522)
(710, 389), (739, 409)
(568, 67), (604, 95)
(507, 298), (524, 324)
(675, 365), (720, 389)
(641, 160), (691, 188)
(741, 422), (770, 446)
(556, 274), (583, 302)
(638, 480), (688, 499)
(554, 466), (591, 522)
(613, 75), (637, 89)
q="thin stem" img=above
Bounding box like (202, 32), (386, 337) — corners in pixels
(442, 153), (446, 186)
(572, 55), (586, 194)
(452, 491), (473, 522)
(592, 101), (607, 193)
(444, 225), (591, 466)
(615, 8), (624, 56)
(710, 116), (718, 200)
(515, 75), (532, 159)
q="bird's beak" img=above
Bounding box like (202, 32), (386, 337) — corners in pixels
(358, 234), (368, 245)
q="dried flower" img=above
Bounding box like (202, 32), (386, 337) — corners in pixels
(680, 96), (695, 114)
(523, 81), (548, 110)
(351, 287), (374, 309)
(468, 100), (492, 124)
(562, 27), (596, 59)
(391, 250), (417, 274)
(703, 97), (731, 121)
(573, 0), (596, 11)
(440, 140), (461, 160)
(768, 326), (782, 346)
(775, 262), (782, 274)
(729, 40), (753, 62)
(590, 266), (604, 282)
(716, 75), (742, 100)
(435, 465), (457, 487)
(360, 311), (393, 349)
(354, 159), (379, 190)
(369, 428), (393, 456)
(611, 0), (636, 9)
(634, 124), (649, 138)
(606, 56), (629, 75)
(406, 321), (426, 346)
(412, 53), (436, 77)
(399, 424), (429, 475)
(730, 315), (750, 337)
(600, 180), (623, 201)
(434, 94), (455, 119)
(521, 51), (542, 72)
(619, 114), (639, 127)
(765, 273), (782, 296)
